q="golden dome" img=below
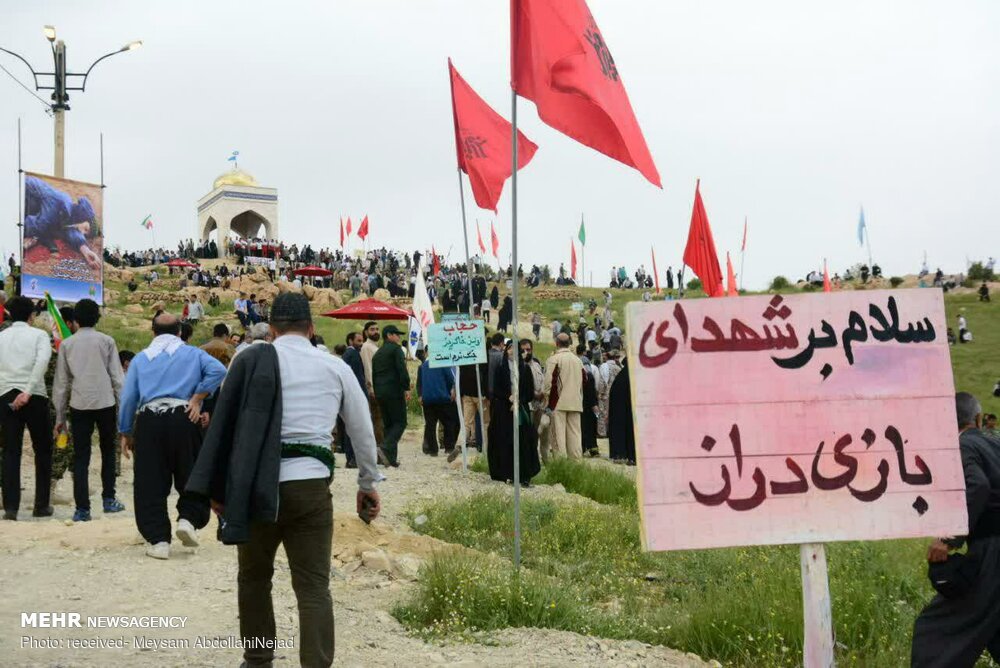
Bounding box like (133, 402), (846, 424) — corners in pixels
(213, 169), (258, 189)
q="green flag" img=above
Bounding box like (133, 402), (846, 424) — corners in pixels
(578, 217), (586, 246)
(45, 292), (72, 346)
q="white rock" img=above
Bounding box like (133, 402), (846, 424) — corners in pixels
(361, 549), (392, 572)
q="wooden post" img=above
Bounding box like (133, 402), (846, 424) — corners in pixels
(800, 543), (834, 667)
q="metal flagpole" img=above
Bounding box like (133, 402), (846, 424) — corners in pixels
(865, 220), (873, 270)
(580, 212), (585, 287)
(456, 169), (488, 471)
(17, 118), (24, 294)
(510, 42), (523, 571)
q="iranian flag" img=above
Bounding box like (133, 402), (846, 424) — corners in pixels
(45, 292), (72, 349)
(140, 215), (153, 230)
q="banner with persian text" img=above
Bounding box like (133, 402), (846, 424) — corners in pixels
(22, 172), (104, 304)
(626, 290), (967, 551)
(427, 319), (486, 368)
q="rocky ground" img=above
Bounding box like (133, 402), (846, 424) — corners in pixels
(0, 431), (710, 667)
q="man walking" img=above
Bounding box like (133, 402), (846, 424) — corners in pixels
(360, 320), (385, 453)
(119, 313), (226, 559)
(0, 296), (54, 520)
(52, 298), (126, 522)
(416, 347), (458, 456)
(542, 333), (585, 459)
(188, 293), (381, 668)
(911, 392), (1000, 667)
(186, 294), (204, 327)
(371, 324), (410, 467)
(340, 331), (366, 468)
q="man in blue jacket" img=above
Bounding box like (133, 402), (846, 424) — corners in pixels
(118, 313), (227, 560)
(417, 347), (458, 456)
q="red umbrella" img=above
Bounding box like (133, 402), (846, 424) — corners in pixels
(321, 298), (411, 320)
(294, 265), (333, 278)
(165, 259), (199, 268)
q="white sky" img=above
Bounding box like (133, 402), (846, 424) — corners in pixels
(2, 1), (998, 289)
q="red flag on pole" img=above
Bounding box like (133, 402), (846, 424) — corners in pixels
(450, 59), (538, 212)
(726, 251), (738, 297)
(357, 215), (369, 241)
(823, 259), (831, 293)
(651, 246), (661, 294)
(490, 221), (500, 259)
(339, 217), (345, 248)
(741, 217), (748, 252)
(570, 241), (578, 280)
(346, 216), (353, 237)
(511, 0), (661, 187)
(682, 180), (724, 297)
(432, 246), (441, 276)
(476, 221), (487, 255)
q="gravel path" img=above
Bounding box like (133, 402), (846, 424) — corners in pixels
(0, 430), (710, 667)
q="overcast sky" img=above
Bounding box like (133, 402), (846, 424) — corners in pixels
(2, 1), (998, 289)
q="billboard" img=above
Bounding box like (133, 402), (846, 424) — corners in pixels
(626, 290), (966, 552)
(22, 172), (104, 304)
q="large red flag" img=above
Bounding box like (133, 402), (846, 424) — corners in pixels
(357, 215), (369, 241)
(339, 217), (345, 248)
(490, 222), (500, 259)
(346, 216), (353, 237)
(511, 0), (661, 187)
(450, 59), (538, 212)
(823, 259), (831, 293)
(476, 221), (487, 255)
(683, 180), (724, 297)
(726, 251), (738, 297)
(651, 246), (661, 294)
(570, 240), (578, 280)
(432, 246), (441, 276)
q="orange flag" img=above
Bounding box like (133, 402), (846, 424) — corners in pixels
(570, 240), (578, 280)
(726, 252), (738, 296)
(823, 259), (831, 293)
(357, 215), (369, 241)
(476, 221), (487, 254)
(682, 180), (724, 297)
(511, 0), (661, 187)
(450, 59), (538, 212)
(490, 222), (500, 259)
(651, 247), (661, 294)
(346, 216), (353, 237)
(432, 246), (441, 276)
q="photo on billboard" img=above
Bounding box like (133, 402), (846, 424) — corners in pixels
(21, 172), (104, 304)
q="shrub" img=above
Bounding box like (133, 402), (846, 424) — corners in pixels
(770, 276), (791, 290)
(686, 278), (702, 291)
(968, 262), (995, 282)
(890, 276), (904, 288)
(533, 458), (637, 508)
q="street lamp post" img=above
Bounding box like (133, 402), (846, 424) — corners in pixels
(1, 26), (141, 177)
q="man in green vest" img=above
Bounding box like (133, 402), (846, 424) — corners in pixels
(371, 324), (410, 467)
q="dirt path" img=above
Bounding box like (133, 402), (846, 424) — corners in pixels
(1, 431), (709, 667)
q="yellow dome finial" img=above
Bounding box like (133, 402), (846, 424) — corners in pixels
(214, 169), (258, 189)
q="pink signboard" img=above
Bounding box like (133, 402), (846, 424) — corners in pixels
(626, 290), (967, 551)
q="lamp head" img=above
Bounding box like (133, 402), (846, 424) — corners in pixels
(43, 25), (57, 42)
(122, 40), (142, 52)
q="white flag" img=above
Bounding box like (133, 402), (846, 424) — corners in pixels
(412, 262), (435, 335)
(407, 316), (422, 359)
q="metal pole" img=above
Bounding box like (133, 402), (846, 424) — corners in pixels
(510, 87), (522, 571)
(17, 118), (23, 295)
(53, 40), (67, 178)
(580, 213), (584, 287)
(739, 217), (747, 291)
(99, 132), (105, 187)
(53, 110), (65, 178)
(456, 169), (487, 471)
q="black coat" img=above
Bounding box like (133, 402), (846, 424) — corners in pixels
(187, 344), (283, 545)
(608, 362), (635, 463)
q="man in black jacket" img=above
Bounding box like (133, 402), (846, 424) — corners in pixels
(188, 293), (380, 667)
(911, 392), (1000, 667)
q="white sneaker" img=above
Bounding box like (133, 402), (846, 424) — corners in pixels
(146, 542), (170, 560)
(175, 519), (199, 547)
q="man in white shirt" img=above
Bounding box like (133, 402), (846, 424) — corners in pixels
(0, 296), (54, 520)
(234, 292), (249, 329)
(360, 320), (385, 452)
(186, 295), (204, 326)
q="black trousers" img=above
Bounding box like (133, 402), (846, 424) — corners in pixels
(238, 478), (334, 668)
(378, 397), (407, 465)
(69, 406), (118, 511)
(423, 402), (459, 455)
(133, 407), (210, 544)
(912, 537), (1000, 667)
(1, 390), (52, 514)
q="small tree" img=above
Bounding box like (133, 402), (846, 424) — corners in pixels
(770, 275), (791, 291)
(890, 276), (904, 288)
(968, 262), (995, 282)
(686, 278), (702, 291)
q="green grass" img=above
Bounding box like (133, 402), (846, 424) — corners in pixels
(397, 490), (932, 666)
(532, 457), (637, 508)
